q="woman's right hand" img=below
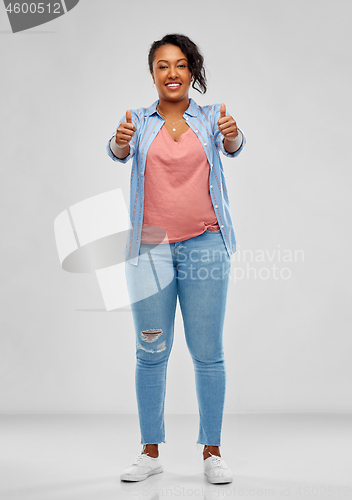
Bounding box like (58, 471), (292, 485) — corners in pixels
(115, 110), (136, 147)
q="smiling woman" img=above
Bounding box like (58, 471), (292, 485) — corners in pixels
(106, 33), (246, 484)
(150, 44), (193, 141)
(148, 33), (207, 92)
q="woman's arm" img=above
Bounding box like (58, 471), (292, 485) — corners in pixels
(106, 109), (138, 163)
(110, 137), (130, 159)
(224, 130), (243, 154)
(213, 103), (246, 159)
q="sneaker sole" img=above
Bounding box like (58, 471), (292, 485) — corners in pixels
(205, 473), (233, 484)
(120, 466), (163, 482)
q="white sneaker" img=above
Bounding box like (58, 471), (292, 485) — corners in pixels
(204, 452), (233, 484)
(120, 453), (163, 482)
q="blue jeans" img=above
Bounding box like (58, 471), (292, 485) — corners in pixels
(124, 229), (231, 446)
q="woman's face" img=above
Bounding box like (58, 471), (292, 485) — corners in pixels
(151, 44), (192, 103)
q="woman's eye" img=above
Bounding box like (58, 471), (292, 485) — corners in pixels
(158, 64), (187, 69)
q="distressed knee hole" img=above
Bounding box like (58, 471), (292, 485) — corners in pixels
(138, 340), (166, 354)
(141, 329), (163, 343)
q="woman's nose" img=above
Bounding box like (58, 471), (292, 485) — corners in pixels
(167, 66), (178, 78)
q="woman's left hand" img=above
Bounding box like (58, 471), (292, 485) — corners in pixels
(217, 103), (239, 141)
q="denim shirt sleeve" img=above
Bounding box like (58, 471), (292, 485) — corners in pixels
(213, 103), (246, 158)
(106, 110), (140, 164)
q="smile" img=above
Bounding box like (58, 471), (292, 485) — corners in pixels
(165, 83), (181, 87)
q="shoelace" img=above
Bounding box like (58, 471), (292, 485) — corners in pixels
(131, 453), (149, 466)
(208, 452), (223, 468)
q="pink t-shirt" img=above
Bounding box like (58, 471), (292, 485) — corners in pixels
(141, 124), (220, 245)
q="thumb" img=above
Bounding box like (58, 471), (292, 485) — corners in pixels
(126, 109), (132, 123)
(220, 103), (226, 118)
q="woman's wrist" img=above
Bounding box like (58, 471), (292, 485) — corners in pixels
(223, 130), (243, 153)
(110, 137), (130, 158)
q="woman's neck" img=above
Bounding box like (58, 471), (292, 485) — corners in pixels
(157, 97), (190, 118)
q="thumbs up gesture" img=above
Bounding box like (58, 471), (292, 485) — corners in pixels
(217, 103), (239, 141)
(115, 110), (137, 148)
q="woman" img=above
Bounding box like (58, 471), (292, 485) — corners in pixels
(106, 34), (246, 484)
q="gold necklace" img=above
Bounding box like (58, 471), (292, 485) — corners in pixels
(157, 107), (185, 131)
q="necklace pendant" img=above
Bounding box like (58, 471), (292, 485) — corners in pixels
(172, 128), (176, 132)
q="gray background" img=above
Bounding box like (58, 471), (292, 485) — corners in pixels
(1, 0), (351, 414)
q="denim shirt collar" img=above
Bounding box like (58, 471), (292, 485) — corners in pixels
(145, 97), (199, 118)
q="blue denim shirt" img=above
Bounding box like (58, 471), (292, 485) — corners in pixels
(106, 97), (246, 266)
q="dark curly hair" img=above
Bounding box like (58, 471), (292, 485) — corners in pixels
(148, 34), (207, 94)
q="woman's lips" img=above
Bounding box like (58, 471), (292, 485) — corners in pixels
(165, 83), (181, 91)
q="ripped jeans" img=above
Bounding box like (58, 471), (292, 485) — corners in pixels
(124, 229), (231, 446)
